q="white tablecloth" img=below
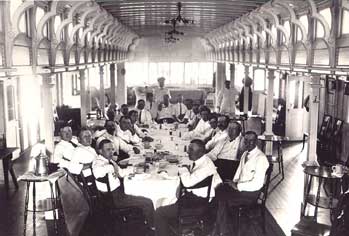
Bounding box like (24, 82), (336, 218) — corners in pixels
(123, 125), (191, 209)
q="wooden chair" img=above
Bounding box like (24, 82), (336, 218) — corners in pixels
(229, 164), (273, 236)
(302, 114), (332, 152)
(169, 175), (214, 236)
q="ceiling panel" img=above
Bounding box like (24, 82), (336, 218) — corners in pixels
(96, 0), (269, 37)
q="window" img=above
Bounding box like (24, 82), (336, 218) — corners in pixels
(7, 85), (16, 121)
(316, 8), (332, 38)
(253, 69), (266, 91)
(184, 63), (199, 85)
(342, 9), (349, 34)
(71, 74), (80, 96)
(0, 4), (3, 32)
(170, 62), (184, 85)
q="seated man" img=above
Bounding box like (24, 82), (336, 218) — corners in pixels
(52, 125), (78, 169)
(182, 99), (195, 124)
(172, 94), (188, 123)
(145, 92), (158, 120)
(202, 113), (219, 145)
(69, 128), (98, 175)
(185, 105), (212, 140)
(116, 116), (142, 146)
(96, 120), (139, 159)
(136, 99), (153, 127)
(187, 103), (200, 131)
(129, 110), (146, 139)
(205, 115), (229, 151)
(93, 139), (155, 228)
(155, 139), (222, 236)
(115, 104), (129, 123)
(207, 121), (245, 180)
(155, 94), (176, 124)
(213, 131), (269, 235)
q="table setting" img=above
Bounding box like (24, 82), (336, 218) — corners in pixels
(121, 123), (192, 208)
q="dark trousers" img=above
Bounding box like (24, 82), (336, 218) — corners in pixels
(112, 188), (155, 227)
(213, 184), (260, 234)
(214, 159), (240, 181)
(155, 203), (178, 236)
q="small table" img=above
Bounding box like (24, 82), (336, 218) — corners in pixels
(18, 169), (65, 236)
(302, 166), (343, 221)
(0, 147), (19, 192)
(258, 135), (289, 180)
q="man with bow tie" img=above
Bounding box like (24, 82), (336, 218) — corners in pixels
(155, 139), (222, 236)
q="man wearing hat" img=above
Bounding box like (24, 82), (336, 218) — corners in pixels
(153, 77), (170, 108)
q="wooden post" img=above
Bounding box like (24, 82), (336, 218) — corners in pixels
(79, 69), (87, 127)
(230, 63), (236, 116)
(215, 62), (226, 107)
(243, 65), (250, 114)
(99, 65), (105, 116)
(110, 63), (116, 106)
(116, 62), (126, 105)
(307, 76), (321, 163)
(42, 75), (55, 153)
(264, 69), (275, 156)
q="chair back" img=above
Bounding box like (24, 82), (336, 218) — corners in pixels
(258, 164), (273, 206)
(179, 175), (213, 202)
(319, 115), (332, 139)
(75, 165), (100, 206)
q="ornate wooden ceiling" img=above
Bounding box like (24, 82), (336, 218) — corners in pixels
(96, 0), (270, 37)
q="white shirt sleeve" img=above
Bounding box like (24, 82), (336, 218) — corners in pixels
(92, 158), (114, 179)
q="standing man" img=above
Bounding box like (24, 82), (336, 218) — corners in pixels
(217, 80), (238, 115)
(153, 77), (170, 108)
(213, 131), (269, 235)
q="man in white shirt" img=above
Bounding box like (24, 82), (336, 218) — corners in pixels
(68, 128), (98, 175)
(172, 94), (188, 122)
(183, 99), (195, 124)
(96, 120), (136, 158)
(213, 131), (269, 235)
(155, 94), (175, 124)
(136, 99), (153, 127)
(145, 92), (158, 120)
(52, 125), (78, 169)
(153, 77), (170, 108)
(205, 115), (229, 151)
(187, 103), (200, 131)
(155, 139), (222, 236)
(129, 110), (147, 139)
(185, 106), (212, 140)
(217, 80), (238, 115)
(116, 116), (142, 146)
(115, 104), (129, 123)
(207, 121), (245, 180)
(92, 139), (154, 228)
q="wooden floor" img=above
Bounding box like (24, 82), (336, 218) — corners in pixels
(0, 141), (331, 236)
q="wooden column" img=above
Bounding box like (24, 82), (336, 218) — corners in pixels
(230, 63), (236, 116)
(307, 76), (321, 163)
(215, 62), (226, 107)
(243, 65), (250, 114)
(110, 63), (116, 105)
(264, 69), (275, 156)
(79, 69), (87, 127)
(42, 75), (55, 153)
(99, 65), (105, 116)
(116, 62), (126, 105)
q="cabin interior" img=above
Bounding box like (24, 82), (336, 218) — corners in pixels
(0, 0), (349, 236)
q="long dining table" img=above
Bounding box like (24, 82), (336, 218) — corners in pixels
(122, 124), (192, 209)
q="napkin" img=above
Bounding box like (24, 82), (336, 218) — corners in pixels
(159, 171), (178, 180)
(132, 173), (151, 180)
